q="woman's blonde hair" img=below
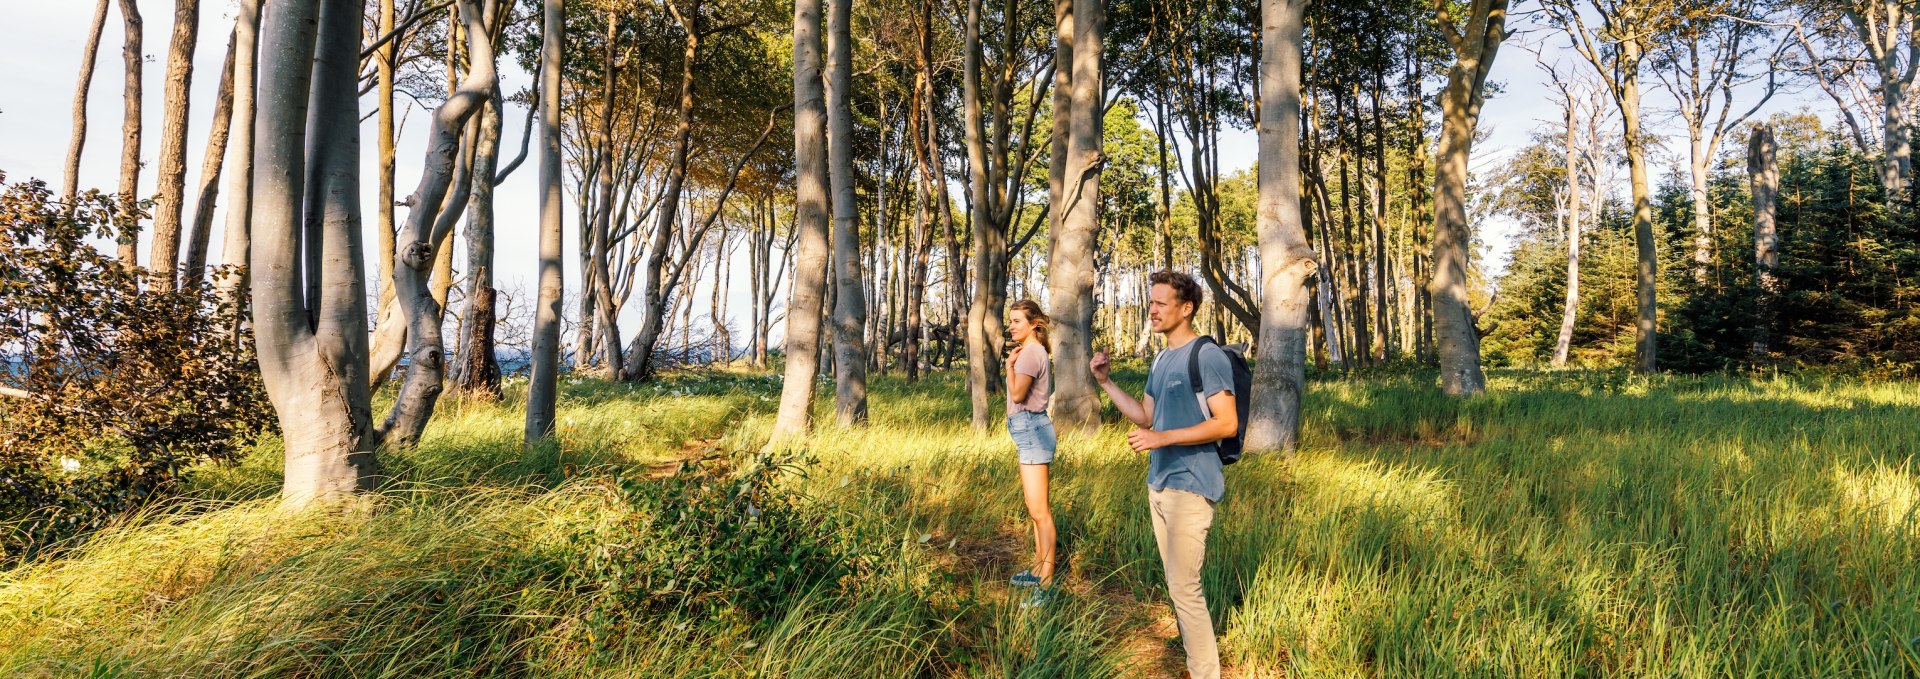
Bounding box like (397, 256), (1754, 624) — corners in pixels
(1009, 300), (1051, 351)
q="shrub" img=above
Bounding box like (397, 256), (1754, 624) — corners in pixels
(0, 174), (272, 561)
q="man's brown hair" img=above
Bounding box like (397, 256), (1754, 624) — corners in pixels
(1149, 270), (1204, 311)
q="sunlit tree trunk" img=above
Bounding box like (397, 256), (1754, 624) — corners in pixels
(150, 0), (201, 291)
(368, 0), (405, 390)
(217, 0), (260, 315)
(62, 0), (112, 207)
(1047, 0), (1103, 432)
(379, 0), (497, 449)
(1247, 0), (1315, 454)
(1750, 124), (1779, 358)
(526, 0), (567, 446)
(115, 0), (145, 268)
(770, 0), (832, 445)
(1429, 0), (1507, 396)
(183, 34), (236, 290)
(1553, 102), (1581, 367)
(827, 0), (869, 424)
(253, 0), (378, 506)
(456, 85), (504, 398)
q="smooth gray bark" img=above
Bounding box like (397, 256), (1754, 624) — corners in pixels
(217, 0), (260, 313)
(827, 0), (869, 425)
(526, 0), (567, 446)
(1750, 123), (1779, 358)
(254, 0), (378, 506)
(378, 0), (497, 449)
(1246, 0), (1315, 455)
(1429, 0), (1506, 395)
(1047, 0), (1103, 432)
(770, 0), (832, 445)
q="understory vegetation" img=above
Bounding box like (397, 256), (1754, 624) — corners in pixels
(4, 366), (1919, 676)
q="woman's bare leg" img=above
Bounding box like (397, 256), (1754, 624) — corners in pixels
(1019, 463), (1057, 583)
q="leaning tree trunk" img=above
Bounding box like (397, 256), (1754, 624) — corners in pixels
(1749, 123), (1778, 359)
(1047, 0), (1103, 433)
(622, 7), (702, 382)
(150, 0), (201, 291)
(1553, 103), (1581, 367)
(1428, 0), (1505, 397)
(827, 0), (869, 425)
(770, 0), (832, 446)
(379, 0), (497, 450)
(62, 0), (112, 207)
(217, 0), (260, 315)
(1247, 0), (1315, 455)
(115, 0), (144, 268)
(368, 0), (404, 390)
(253, 0), (378, 507)
(183, 34), (237, 290)
(526, 0), (567, 446)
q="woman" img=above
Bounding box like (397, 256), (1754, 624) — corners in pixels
(1005, 300), (1058, 602)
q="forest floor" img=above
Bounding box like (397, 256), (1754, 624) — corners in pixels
(4, 363), (1920, 677)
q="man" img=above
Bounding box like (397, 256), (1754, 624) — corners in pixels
(1090, 270), (1235, 679)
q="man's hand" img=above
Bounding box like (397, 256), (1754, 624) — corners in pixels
(1127, 427), (1166, 452)
(1090, 350), (1111, 384)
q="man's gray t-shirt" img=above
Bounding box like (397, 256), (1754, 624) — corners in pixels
(1146, 339), (1234, 502)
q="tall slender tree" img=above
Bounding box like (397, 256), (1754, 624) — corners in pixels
(62, 0), (112, 208)
(115, 0), (145, 268)
(1749, 123), (1778, 357)
(150, 0), (202, 290)
(217, 0), (261, 315)
(827, 0), (869, 425)
(526, 0), (567, 446)
(771, 0), (832, 445)
(182, 34), (237, 289)
(1046, 0), (1103, 432)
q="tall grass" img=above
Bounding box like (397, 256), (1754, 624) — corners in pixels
(3, 366), (1918, 676)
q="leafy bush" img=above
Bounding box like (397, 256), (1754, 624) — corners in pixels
(0, 174), (272, 561)
(568, 452), (877, 624)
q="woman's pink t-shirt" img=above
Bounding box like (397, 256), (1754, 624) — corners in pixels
(1010, 342), (1050, 413)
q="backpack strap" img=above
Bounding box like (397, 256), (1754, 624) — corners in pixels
(1187, 335), (1216, 419)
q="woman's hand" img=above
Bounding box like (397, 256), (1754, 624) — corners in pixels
(1006, 343), (1023, 371)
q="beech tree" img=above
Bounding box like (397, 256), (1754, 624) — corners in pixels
(251, 0), (379, 504)
(1428, 0), (1510, 395)
(149, 0), (201, 291)
(1246, 0), (1316, 453)
(770, 0), (831, 445)
(61, 0), (111, 208)
(115, 0), (144, 268)
(527, 0), (567, 446)
(827, 0), (869, 425)
(1046, 0), (1104, 432)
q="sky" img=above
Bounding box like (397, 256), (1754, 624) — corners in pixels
(0, 1), (1815, 348)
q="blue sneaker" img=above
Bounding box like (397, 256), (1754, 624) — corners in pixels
(1010, 570), (1042, 587)
(1020, 587), (1056, 609)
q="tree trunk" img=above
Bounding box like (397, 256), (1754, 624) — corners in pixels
(770, 0), (832, 445)
(217, 0), (260, 316)
(254, 0), (378, 506)
(115, 0), (145, 268)
(827, 0), (869, 425)
(1749, 123), (1778, 359)
(457, 87), (504, 398)
(1619, 49), (1658, 375)
(592, 12), (625, 377)
(962, 0), (1009, 430)
(368, 0), (404, 390)
(1687, 133), (1712, 282)
(526, 0), (567, 446)
(1428, 0), (1506, 396)
(379, 0), (498, 449)
(623, 4), (702, 381)
(1247, 0), (1314, 455)
(1553, 103), (1581, 367)
(62, 0), (112, 206)
(183, 34), (237, 290)
(1045, 0), (1102, 432)
(149, 0), (201, 291)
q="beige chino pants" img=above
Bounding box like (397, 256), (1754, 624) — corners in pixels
(1149, 487), (1218, 679)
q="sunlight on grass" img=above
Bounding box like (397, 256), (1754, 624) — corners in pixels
(5, 366), (1920, 676)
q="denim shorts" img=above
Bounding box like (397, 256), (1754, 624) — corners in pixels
(1007, 410), (1057, 465)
